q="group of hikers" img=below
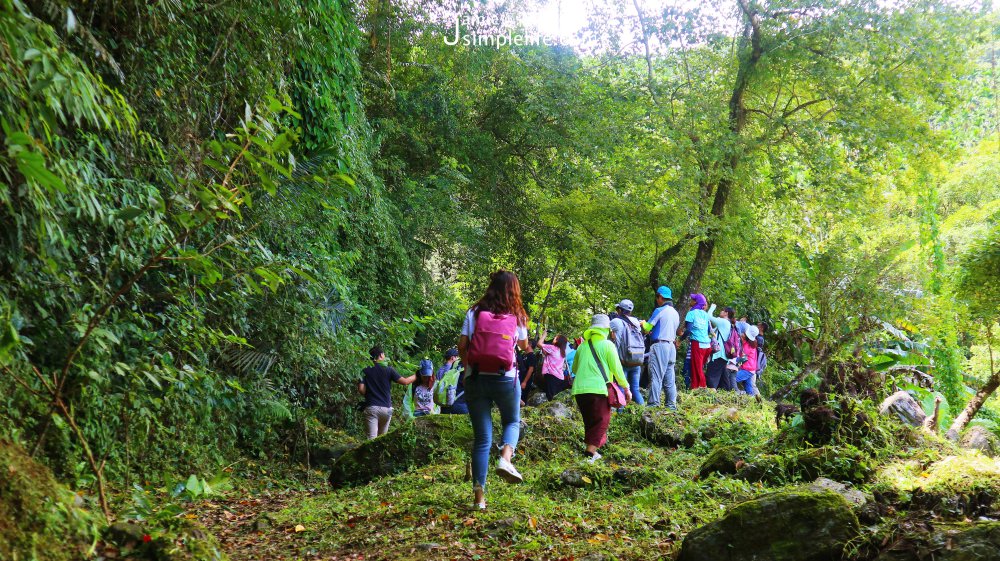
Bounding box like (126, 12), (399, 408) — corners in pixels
(357, 270), (769, 509)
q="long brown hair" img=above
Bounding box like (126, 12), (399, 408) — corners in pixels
(554, 334), (568, 357)
(473, 270), (529, 325)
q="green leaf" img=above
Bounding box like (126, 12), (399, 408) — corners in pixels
(115, 207), (144, 221)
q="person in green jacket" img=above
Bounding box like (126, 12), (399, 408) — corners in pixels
(572, 314), (632, 463)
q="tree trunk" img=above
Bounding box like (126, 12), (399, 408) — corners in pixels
(946, 367), (1000, 441)
(674, 0), (763, 309)
(648, 235), (691, 291)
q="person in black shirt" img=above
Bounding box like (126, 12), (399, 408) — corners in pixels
(359, 346), (416, 439)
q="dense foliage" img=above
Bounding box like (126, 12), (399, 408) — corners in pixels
(0, 0), (997, 530)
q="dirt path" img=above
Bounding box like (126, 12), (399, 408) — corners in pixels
(192, 490), (339, 561)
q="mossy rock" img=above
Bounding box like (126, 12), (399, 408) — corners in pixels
(908, 455), (1000, 517)
(639, 410), (702, 448)
(328, 414), (473, 487)
(876, 522), (1000, 560)
(677, 490), (860, 561)
(104, 518), (229, 561)
(105, 519), (228, 561)
(149, 519), (228, 561)
(0, 439), (98, 561)
(698, 445), (743, 479)
(738, 446), (873, 484)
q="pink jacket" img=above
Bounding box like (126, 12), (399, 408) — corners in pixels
(540, 343), (566, 380)
(741, 340), (758, 372)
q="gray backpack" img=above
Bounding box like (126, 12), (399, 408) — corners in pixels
(619, 317), (645, 367)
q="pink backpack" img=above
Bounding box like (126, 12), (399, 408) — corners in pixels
(467, 310), (518, 374)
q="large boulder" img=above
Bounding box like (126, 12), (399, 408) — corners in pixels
(879, 391), (926, 427)
(540, 400), (576, 421)
(640, 410), (699, 448)
(328, 415), (473, 487)
(525, 391), (549, 406)
(737, 446), (873, 485)
(0, 440), (98, 561)
(677, 490), (860, 561)
(807, 477), (867, 506)
(698, 445), (743, 479)
(959, 426), (999, 457)
(876, 522), (1000, 561)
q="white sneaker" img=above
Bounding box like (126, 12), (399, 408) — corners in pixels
(495, 457), (523, 483)
(587, 451), (602, 464)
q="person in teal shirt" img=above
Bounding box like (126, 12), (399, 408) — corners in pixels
(682, 293), (712, 389)
(706, 306), (736, 390)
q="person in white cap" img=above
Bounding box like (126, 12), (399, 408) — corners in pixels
(571, 314), (632, 462)
(610, 299), (645, 405)
(735, 324), (762, 401)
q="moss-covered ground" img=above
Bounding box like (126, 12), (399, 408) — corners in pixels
(173, 389), (1000, 560)
(5, 390), (983, 560)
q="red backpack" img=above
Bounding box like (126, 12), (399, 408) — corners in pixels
(467, 310), (519, 375)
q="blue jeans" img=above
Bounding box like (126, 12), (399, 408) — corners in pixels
(465, 374), (521, 491)
(647, 342), (676, 409)
(736, 369), (758, 396)
(625, 365), (644, 405)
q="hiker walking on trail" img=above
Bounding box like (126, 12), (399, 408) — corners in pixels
(706, 307), (736, 390)
(358, 346), (417, 439)
(642, 286), (679, 409)
(537, 333), (570, 401)
(437, 348), (460, 380)
(459, 270), (530, 510)
(610, 299), (646, 406)
(681, 293), (712, 389)
(412, 360), (437, 417)
(572, 314), (632, 462)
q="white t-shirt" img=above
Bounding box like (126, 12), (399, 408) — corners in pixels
(461, 308), (527, 376)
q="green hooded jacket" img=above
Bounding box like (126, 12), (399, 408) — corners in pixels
(571, 327), (628, 396)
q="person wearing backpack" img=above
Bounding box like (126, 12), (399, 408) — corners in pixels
(358, 346), (417, 439)
(572, 314), (632, 462)
(458, 270), (530, 510)
(706, 307), (737, 390)
(735, 325), (762, 402)
(610, 299), (646, 406)
(435, 359), (467, 414)
(437, 348), (460, 380)
(641, 286), (679, 409)
(680, 293), (712, 389)
(537, 333), (570, 401)
(754, 321), (768, 393)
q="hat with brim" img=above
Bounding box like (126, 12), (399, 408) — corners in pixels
(616, 299), (634, 313)
(590, 314), (611, 329)
(745, 325), (760, 340)
(656, 286), (672, 299)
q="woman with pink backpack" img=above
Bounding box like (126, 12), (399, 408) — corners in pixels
(458, 270), (530, 510)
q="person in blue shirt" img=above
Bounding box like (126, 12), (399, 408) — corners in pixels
(640, 286), (680, 409)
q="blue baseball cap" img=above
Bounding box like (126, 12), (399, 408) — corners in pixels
(656, 286), (672, 299)
(419, 359), (434, 375)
